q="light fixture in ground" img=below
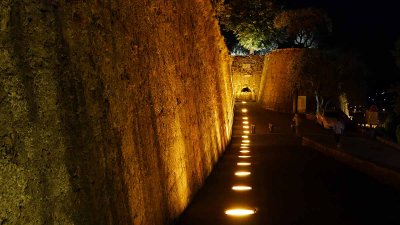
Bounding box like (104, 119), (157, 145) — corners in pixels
(232, 185), (252, 191)
(242, 121), (249, 125)
(241, 143), (249, 146)
(242, 117), (248, 120)
(225, 208), (256, 217)
(242, 101), (247, 104)
(241, 109), (248, 113)
(235, 171), (251, 176)
(243, 130), (250, 134)
(242, 140), (250, 143)
(242, 135), (249, 138)
(243, 125), (249, 129)
(238, 155), (251, 158)
(240, 150), (250, 153)
(240, 146), (249, 149)
(237, 162), (251, 166)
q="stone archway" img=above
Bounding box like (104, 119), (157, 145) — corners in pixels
(236, 86), (255, 101)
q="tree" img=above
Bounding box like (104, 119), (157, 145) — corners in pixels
(273, 8), (331, 48)
(216, 0), (281, 53)
(287, 49), (367, 114)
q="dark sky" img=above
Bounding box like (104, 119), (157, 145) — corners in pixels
(285, 0), (400, 90)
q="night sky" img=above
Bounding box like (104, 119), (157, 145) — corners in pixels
(286, 0), (400, 91)
(223, 0), (400, 94)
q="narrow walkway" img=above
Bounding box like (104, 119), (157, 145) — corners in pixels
(177, 102), (400, 225)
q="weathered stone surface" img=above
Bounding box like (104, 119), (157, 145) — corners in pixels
(231, 55), (264, 101)
(259, 48), (322, 112)
(0, 1), (233, 224)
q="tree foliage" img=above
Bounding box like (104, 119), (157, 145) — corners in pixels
(273, 8), (331, 48)
(287, 49), (367, 113)
(216, 0), (281, 52)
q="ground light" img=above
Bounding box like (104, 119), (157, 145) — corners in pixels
(241, 109), (248, 113)
(242, 140), (250, 143)
(232, 185), (252, 191)
(235, 171), (251, 176)
(242, 135), (249, 138)
(238, 155), (251, 158)
(237, 162), (251, 166)
(240, 150), (250, 153)
(240, 146), (249, 148)
(225, 208), (255, 216)
(242, 101), (247, 104)
(242, 117), (248, 120)
(241, 144), (249, 147)
(243, 121), (249, 124)
(243, 125), (249, 129)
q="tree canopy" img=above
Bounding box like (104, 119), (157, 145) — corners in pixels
(216, 0), (331, 52)
(216, 0), (281, 52)
(273, 8), (331, 48)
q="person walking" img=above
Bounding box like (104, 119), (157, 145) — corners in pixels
(291, 113), (301, 137)
(333, 118), (345, 148)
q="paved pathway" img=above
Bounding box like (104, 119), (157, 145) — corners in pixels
(177, 102), (400, 225)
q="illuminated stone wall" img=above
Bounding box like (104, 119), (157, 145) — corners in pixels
(0, 1), (233, 225)
(231, 56), (264, 101)
(259, 48), (319, 112)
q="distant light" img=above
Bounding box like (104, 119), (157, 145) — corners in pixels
(240, 150), (250, 153)
(242, 101), (247, 104)
(383, 108), (386, 112)
(243, 121), (249, 124)
(238, 155), (251, 158)
(237, 162), (251, 166)
(242, 140), (250, 143)
(242, 135), (249, 138)
(242, 117), (248, 120)
(241, 109), (248, 113)
(235, 171), (251, 176)
(225, 208), (255, 216)
(243, 125), (249, 129)
(232, 186), (252, 191)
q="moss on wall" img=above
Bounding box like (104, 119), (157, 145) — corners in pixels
(0, 1), (233, 224)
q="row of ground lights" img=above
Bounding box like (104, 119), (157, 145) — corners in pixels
(225, 101), (256, 217)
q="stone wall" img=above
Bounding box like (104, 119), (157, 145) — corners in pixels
(231, 55), (264, 101)
(0, 1), (233, 225)
(258, 48), (322, 112)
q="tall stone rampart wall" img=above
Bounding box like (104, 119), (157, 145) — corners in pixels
(258, 48), (321, 112)
(0, 1), (233, 224)
(231, 55), (264, 101)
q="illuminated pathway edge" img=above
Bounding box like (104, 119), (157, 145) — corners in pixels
(177, 102), (400, 225)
